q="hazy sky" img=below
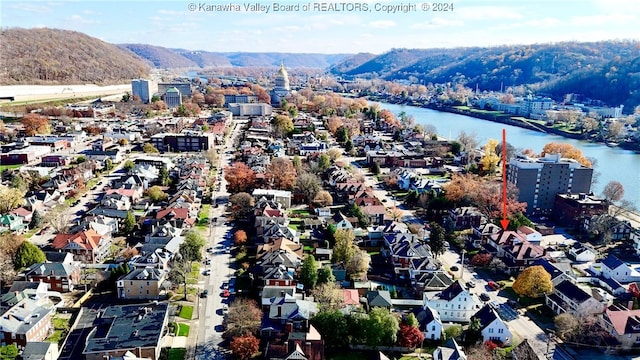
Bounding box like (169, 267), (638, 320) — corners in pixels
(2, 0), (639, 54)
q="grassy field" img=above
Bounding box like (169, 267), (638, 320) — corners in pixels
(0, 164), (21, 172)
(197, 204), (210, 228)
(178, 305), (193, 320)
(176, 323), (190, 336)
(46, 316), (71, 345)
(167, 348), (186, 360)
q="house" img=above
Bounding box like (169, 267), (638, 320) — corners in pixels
(262, 265), (296, 287)
(533, 259), (574, 287)
(51, 229), (111, 264)
(413, 271), (454, 293)
(598, 304), (640, 349)
(447, 207), (484, 231)
(423, 280), (482, 323)
(266, 294), (319, 332)
(545, 280), (606, 316)
(502, 241), (546, 274)
(330, 212), (354, 231)
(252, 189), (292, 209)
(413, 306), (443, 341)
(2, 282), (48, 313)
(17, 262), (80, 292)
(0, 297), (53, 349)
(116, 267), (167, 300)
(359, 205), (386, 225)
(432, 338), (467, 360)
(471, 305), (513, 345)
(365, 290), (393, 309)
(0, 214), (27, 233)
(264, 325), (324, 360)
(568, 243), (597, 262)
(82, 303), (169, 360)
(511, 339), (544, 360)
(19, 341), (59, 360)
(593, 254), (640, 284)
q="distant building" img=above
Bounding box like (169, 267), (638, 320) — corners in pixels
(163, 87), (182, 109)
(227, 103), (272, 117)
(131, 79), (157, 103)
(150, 132), (214, 152)
(158, 82), (191, 97)
(507, 154), (593, 215)
(521, 96), (553, 118)
(271, 63), (291, 105)
(553, 193), (609, 228)
(224, 94), (258, 105)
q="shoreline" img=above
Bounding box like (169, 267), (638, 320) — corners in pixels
(374, 98), (640, 153)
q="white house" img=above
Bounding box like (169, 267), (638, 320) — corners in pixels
(471, 305), (513, 345)
(414, 306), (443, 341)
(433, 338), (467, 360)
(597, 255), (640, 283)
(569, 244), (597, 262)
(545, 280), (607, 316)
(423, 280), (482, 323)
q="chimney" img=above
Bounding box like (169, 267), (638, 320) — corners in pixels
(277, 306), (282, 317)
(628, 300), (634, 310)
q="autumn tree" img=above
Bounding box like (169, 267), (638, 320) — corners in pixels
(13, 241), (46, 269)
(327, 116), (344, 134)
(44, 205), (73, 233)
(602, 180), (624, 203)
(542, 142), (592, 167)
(230, 335), (259, 360)
(229, 192), (255, 221)
(191, 92), (205, 106)
(300, 255), (319, 290)
(143, 143), (160, 154)
(223, 298), (263, 339)
(295, 172), (321, 203)
(0, 186), (25, 213)
(345, 249), (371, 280)
(21, 113), (51, 136)
(513, 265), (553, 298)
(272, 114), (293, 138)
(312, 282), (344, 311)
(326, 148), (342, 161)
(471, 253), (492, 267)
(480, 139), (500, 175)
(388, 207), (403, 222)
(266, 157), (297, 190)
(312, 190), (333, 207)
(224, 162), (257, 193)
(397, 324), (424, 349)
(332, 229), (356, 264)
(234, 230), (247, 246)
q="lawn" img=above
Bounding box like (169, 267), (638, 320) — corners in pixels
(197, 205), (210, 227)
(328, 351), (369, 360)
(290, 209), (311, 216)
(0, 164), (21, 172)
(178, 305), (193, 320)
(176, 323), (190, 336)
(167, 348), (186, 360)
(46, 316), (71, 345)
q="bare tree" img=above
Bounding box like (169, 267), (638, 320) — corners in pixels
(45, 205), (73, 233)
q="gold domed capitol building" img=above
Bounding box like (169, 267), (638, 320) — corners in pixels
(270, 62), (291, 105)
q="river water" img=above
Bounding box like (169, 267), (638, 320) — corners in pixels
(380, 103), (640, 205)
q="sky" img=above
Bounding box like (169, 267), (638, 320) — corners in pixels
(1, 0), (639, 54)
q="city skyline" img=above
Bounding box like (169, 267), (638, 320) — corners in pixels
(1, 0), (639, 54)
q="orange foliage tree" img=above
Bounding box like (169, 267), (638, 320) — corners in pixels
(542, 142), (592, 167)
(20, 113), (51, 136)
(224, 162), (257, 193)
(266, 158), (297, 190)
(234, 230), (247, 246)
(230, 335), (259, 360)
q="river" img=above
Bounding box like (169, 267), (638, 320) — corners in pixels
(380, 103), (640, 205)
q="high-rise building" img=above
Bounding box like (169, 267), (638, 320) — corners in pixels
(163, 87), (182, 109)
(131, 79), (157, 103)
(507, 153), (593, 215)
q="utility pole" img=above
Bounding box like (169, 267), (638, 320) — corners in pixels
(545, 329), (556, 359)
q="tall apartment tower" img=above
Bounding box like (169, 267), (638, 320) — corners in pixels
(507, 153), (593, 215)
(131, 79), (157, 103)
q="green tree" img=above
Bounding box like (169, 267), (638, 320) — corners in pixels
(145, 185), (168, 202)
(317, 265), (335, 284)
(272, 114), (294, 138)
(123, 160), (135, 172)
(104, 158), (114, 171)
(428, 222), (447, 258)
(0, 344), (19, 359)
(317, 153), (331, 172)
(300, 255), (319, 290)
(180, 231), (206, 263)
(370, 162), (380, 175)
(404, 313), (419, 328)
(365, 307), (399, 346)
(292, 155), (302, 171)
(444, 324), (462, 340)
(335, 127), (349, 143)
(450, 141), (462, 155)
(29, 209), (43, 229)
(312, 310), (349, 348)
(347, 203), (369, 227)
(344, 139), (354, 152)
(122, 211), (136, 234)
(14, 241), (46, 269)
(332, 229), (356, 264)
(143, 143), (160, 154)
(158, 167), (170, 186)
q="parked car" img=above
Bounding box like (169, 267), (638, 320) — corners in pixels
(487, 281), (500, 291)
(222, 289), (230, 297)
(201, 289), (209, 298)
(466, 281), (476, 288)
(450, 266), (459, 272)
(203, 269), (211, 276)
(480, 293), (491, 302)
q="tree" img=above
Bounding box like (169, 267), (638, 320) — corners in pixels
(204, 149), (218, 166)
(118, 138), (129, 146)
(317, 153), (331, 172)
(457, 131), (478, 165)
(0, 344), (18, 360)
(370, 162), (380, 175)
(404, 313), (419, 328)
(123, 160), (135, 172)
(397, 324), (424, 348)
(346, 203), (369, 227)
(292, 155), (302, 171)
(332, 229), (356, 264)
(602, 180), (624, 203)
(229, 192), (255, 221)
(489, 258), (507, 273)
(180, 230), (205, 263)
(234, 230), (247, 246)
(429, 222), (447, 258)
(443, 324), (462, 340)
(365, 307), (400, 346)
(230, 335), (259, 360)
(29, 209), (43, 229)
(272, 114), (293, 138)
(13, 241), (46, 269)
(513, 265), (553, 298)
(20, 113), (51, 136)
(0, 186), (25, 213)
(312, 190), (333, 207)
(554, 313), (580, 340)
(266, 158), (297, 190)
(542, 142), (591, 167)
(300, 255), (319, 290)
(480, 139), (500, 175)
(345, 249), (371, 280)
(312, 310), (349, 348)
(145, 185), (168, 202)
(168, 254), (190, 300)
(143, 143), (160, 154)
(122, 211), (136, 234)
(471, 253), (492, 267)
(158, 167), (170, 186)
(388, 207), (403, 222)
(326, 148), (342, 161)
(335, 126), (349, 143)
(225, 162), (257, 193)
(44, 205), (73, 233)
(317, 265), (335, 285)
(294, 172), (321, 203)
(224, 298), (263, 339)
(312, 281), (344, 311)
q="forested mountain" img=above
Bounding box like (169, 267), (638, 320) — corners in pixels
(0, 28), (149, 85)
(121, 44), (351, 69)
